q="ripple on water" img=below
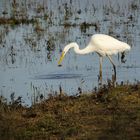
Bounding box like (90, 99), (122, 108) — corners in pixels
(34, 73), (83, 80)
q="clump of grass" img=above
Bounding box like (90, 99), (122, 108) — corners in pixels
(80, 22), (100, 33)
(0, 83), (140, 139)
(0, 17), (37, 25)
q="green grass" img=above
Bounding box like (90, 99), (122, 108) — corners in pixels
(0, 84), (140, 139)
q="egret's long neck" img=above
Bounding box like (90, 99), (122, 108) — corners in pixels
(68, 42), (94, 55)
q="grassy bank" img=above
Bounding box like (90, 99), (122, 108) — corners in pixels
(0, 84), (140, 140)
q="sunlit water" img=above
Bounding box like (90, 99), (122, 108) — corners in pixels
(0, 0), (140, 105)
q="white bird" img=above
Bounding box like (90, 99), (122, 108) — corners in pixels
(58, 34), (131, 81)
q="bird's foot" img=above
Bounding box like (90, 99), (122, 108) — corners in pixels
(112, 74), (116, 87)
(98, 75), (103, 87)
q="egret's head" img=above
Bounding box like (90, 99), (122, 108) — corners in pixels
(58, 43), (76, 66)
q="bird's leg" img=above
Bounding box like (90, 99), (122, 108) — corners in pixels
(121, 52), (126, 63)
(99, 56), (103, 84)
(107, 55), (116, 82)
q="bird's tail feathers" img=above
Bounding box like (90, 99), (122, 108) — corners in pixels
(124, 43), (131, 51)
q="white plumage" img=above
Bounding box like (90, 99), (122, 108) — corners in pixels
(91, 34), (130, 56)
(58, 34), (131, 81)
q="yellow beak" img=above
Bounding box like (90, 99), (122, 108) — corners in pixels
(58, 51), (65, 66)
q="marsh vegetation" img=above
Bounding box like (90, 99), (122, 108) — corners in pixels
(0, 83), (140, 139)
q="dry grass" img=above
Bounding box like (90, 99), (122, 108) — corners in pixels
(0, 83), (140, 140)
(0, 17), (36, 25)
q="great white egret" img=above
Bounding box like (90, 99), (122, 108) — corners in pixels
(58, 34), (131, 81)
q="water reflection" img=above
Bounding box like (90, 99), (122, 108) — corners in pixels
(0, 0), (140, 105)
(34, 73), (83, 80)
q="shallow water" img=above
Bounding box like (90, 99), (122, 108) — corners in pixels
(0, 0), (140, 105)
(34, 73), (83, 80)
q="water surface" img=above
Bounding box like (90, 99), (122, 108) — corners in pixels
(0, 0), (140, 105)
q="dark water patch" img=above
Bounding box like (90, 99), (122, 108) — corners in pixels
(34, 73), (83, 80)
(122, 65), (140, 69)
